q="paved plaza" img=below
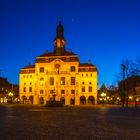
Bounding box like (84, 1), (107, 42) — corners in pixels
(0, 104), (140, 140)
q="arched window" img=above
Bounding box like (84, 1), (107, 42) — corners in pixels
(80, 96), (86, 104)
(88, 96), (95, 104)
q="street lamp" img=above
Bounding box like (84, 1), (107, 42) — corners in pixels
(8, 92), (13, 103)
(121, 64), (126, 107)
(9, 92), (13, 96)
(101, 92), (106, 106)
(116, 97), (121, 105)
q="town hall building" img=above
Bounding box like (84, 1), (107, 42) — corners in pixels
(19, 21), (98, 105)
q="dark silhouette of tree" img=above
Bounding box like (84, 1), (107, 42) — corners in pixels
(115, 58), (140, 83)
(116, 58), (140, 108)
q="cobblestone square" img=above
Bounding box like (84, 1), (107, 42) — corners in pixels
(0, 105), (140, 140)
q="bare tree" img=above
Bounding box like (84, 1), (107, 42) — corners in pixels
(118, 58), (140, 80)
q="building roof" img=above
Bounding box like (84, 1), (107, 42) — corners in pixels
(21, 64), (35, 69)
(78, 67), (97, 72)
(20, 64), (35, 74)
(78, 63), (97, 72)
(119, 76), (140, 93)
(79, 63), (96, 67)
(38, 51), (77, 57)
(35, 51), (79, 63)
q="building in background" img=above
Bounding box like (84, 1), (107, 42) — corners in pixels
(0, 77), (19, 103)
(118, 76), (140, 105)
(19, 21), (98, 105)
(98, 84), (119, 105)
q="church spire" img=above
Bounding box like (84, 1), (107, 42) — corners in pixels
(54, 19), (66, 55)
(56, 21), (64, 38)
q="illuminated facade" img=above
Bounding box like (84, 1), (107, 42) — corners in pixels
(19, 21), (98, 105)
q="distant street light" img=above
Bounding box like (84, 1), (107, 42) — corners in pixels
(8, 92), (13, 103)
(9, 92), (13, 97)
(101, 92), (106, 106)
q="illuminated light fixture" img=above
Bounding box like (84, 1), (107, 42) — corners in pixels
(117, 97), (120, 100)
(106, 96), (110, 100)
(4, 97), (7, 103)
(101, 92), (106, 97)
(129, 96), (133, 100)
(0, 98), (3, 103)
(99, 98), (102, 101)
(40, 81), (44, 86)
(9, 92), (13, 96)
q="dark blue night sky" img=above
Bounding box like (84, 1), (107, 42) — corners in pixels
(0, 0), (140, 86)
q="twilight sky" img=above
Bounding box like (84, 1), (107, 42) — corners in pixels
(0, 0), (140, 87)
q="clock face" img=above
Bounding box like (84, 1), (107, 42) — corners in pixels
(62, 39), (65, 46)
(57, 39), (61, 48)
(56, 39), (65, 48)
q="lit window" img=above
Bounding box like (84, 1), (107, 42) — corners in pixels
(70, 66), (75, 72)
(40, 90), (43, 94)
(40, 67), (44, 73)
(50, 90), (55, 94)
(82, 87), (85, 92)
(40, 78), (44, 80)
(61, 77), (65, 85)
(40, 78), (44, 86)
(23, 87), (26, 92)
(61, 90), (65, 94)
(71, 77), (75, 85)
(50, 77), (54, 85)
(71, 90), (75, 94)
(29, 87), (32, 92)
(89, 86), (92, 92)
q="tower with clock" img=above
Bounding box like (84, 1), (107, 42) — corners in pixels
(54, 21), (66, 55)
(19, 20), (98, 106)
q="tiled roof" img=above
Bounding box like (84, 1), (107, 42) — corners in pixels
(35, 57), (79, 63)
(19, 70), (35, 74)
(79, 63), (97, 72)
(79, 63), (96, 67)
(20, 64), (35, 74)
(79, 67), (97, 72)
(21, 64), (35, 69)
(35, 51), (79, 63)
(38, 51), (77, 57)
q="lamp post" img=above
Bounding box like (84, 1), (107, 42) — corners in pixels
(101, 92), (106, 106)
(8, 92), (13, 103)
(121, 64), (126, 107)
